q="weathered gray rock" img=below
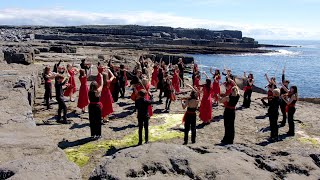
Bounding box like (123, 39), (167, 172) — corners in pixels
(90, 143), (273, 179)
(0, 62), (81, 180)
(50, 45), (77, 53)
(36, 47), (50, 52)
(3, 47), (34, 65)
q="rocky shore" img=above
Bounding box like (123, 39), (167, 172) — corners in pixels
(0, 25), (319, 180)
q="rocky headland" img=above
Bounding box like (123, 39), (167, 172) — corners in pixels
(0, 25), (319, 180)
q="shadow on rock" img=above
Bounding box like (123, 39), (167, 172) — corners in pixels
(58, 137), (95, 149)
(69, 122), (90, 130)
(109, 124), (137, 132)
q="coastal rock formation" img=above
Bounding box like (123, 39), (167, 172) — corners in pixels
(0, 62), (81, 179)
(90, 142), (320, 179)
(3, 47), (35, 65)
(50, 45), (77, 53)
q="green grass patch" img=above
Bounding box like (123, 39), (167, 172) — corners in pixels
(65, 114), (184, 167)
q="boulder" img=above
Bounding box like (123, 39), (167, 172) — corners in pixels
(3, 47), (34, 65)
(90, 143), (272, 179)
(34, 48), (40, 54)
(36, 47), (50, 52)
(50, 46), (77, 53)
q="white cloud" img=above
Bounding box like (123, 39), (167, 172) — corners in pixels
(0, 8), (319, 40)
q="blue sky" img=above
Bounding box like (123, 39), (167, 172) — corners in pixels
(0, 0), (319, 40)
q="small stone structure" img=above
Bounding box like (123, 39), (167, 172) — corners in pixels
(3, 47), (35, 65)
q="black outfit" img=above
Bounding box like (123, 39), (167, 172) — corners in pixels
(55, 78), (68, 122)
(119, 70), (126, 98)
(287, 100), (297, 136)
(222, 72), (235, 81)
(111, 71), (120, 102)
(157, 72), (164, 102)
(135, 97), (152, 144)
(43, 74), (52, 109)
(164, 79), (172, 110)
(178, 63), (184, 87)
(262, 97), (281, 140)
(53, 60), (62, 73)
(280, 74), (288, 126)
(184, 107), (197, 144)
(242, 78), (253, 108)
(88, 91), (102, 137)
(222, 95), (240, 144)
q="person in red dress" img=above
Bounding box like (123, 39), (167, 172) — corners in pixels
(77, 69), (90, 113)
(64, 64), (78, 102)
(223, 75), (236, 96)
(210, 68), (221, 105)
(172, 65), (180, 94)
(100, 69), (115, 122)
(199, 72), (213, 124)
(96, 62), (105, 86)
(151, 63), (159, 88)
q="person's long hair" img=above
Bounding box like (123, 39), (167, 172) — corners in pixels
(103, 73), (108, 86)
(79, 69), (85, 79)
(205, 79), (211, 91)
(215, 69), (220, 77)
(289, 85), (298, 99)
(90, 81), (98, 92)
(189, 91), (197, 100)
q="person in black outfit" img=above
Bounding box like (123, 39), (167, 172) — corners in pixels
(261, 89), (281, 142)
(164, 73), (173, 112)
(112, 69), (120, 102)
(222, 69), (235, 81)
(55, 75), (70, 124)
(181, 89), (199, 145)
(242, 72), (254, 108)
(43, 66), (55, 109)
(157, 68), (164, 103)
(119, 64), (127, 98)
(135, 90), (153, 145)
(80, 59), (91, 75)
(53, 60), (62, 73)
(88, 81), (103, 139)
(280, 69), (290, 127)
(177, 58), (185, 87)
(219, 86), (240, 144)
(281, 85), (298, 136)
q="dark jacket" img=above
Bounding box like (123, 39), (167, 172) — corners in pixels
(135, 97), (152, 119)
(262, 97), (280, 116)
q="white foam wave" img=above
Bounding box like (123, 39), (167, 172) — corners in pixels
(263, 49), (301, 56)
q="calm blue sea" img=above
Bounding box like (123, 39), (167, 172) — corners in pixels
(191, 40), (320, 98)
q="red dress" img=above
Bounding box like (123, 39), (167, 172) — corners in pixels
(96, 67), (104, 86)
(225, 82), (234, 96)
(172, 70), (180, 93)
(64, 69), (77, 96)
(199, 86), (213, 123)
(77, 76), (89, 109)
(136, 83), (153, 117)
(100, 80), (114, 117)
(151, 67), (159, 87)
(212, 75), (221, 101)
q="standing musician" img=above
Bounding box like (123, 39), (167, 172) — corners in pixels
(177, 58), (185, 87)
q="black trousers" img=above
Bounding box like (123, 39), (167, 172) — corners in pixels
(243, 89), (252, 108)
(57, 98), (67, 121)
(89, 104), (102, 137)
(119, 81), (126, 98)
(44, 82), (52, 109)
(222, 109), (235, 144)
(165, 97), (171, 110)
(288, 107), (296, 135)
(269, 114), (279, 138)
(138, 116), (149, 143)
(280, 103), (287, 124)
(179, 73), (184, 87)
(159, 88), (164, 101)
(184, 112), (196, 143)
(112, 84), (120, 102)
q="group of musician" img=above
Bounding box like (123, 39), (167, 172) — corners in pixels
(42, 56), (298, 144)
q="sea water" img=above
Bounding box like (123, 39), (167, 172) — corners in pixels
(191, 40), (320, 98)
